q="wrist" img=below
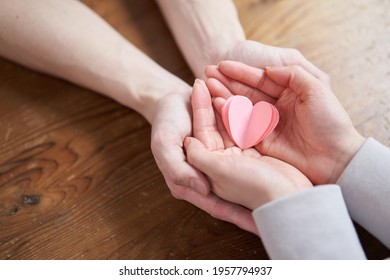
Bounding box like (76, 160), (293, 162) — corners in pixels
(197, 22), (246, 77)
(156, 0), (246, 78)
(187, 26), (246, 79)
(209, 37), (246, 70)
(126, 77), (191, 124)
(329, 132), (366, 183)
(248, 166), (313, 211)
(115, 44), (191, 123)
(266, 181), (313, 209)
(250, 184), (313, 211)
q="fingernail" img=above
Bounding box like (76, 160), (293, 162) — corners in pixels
(265, 66), (279, 72)
(194, 78), (201, 86)
(184, 137), (191, 148)
(217, 60), (226, 68)
(194, 78), (206, 89)
(194, 79), (209, 93)
(203, 65), (212, 75)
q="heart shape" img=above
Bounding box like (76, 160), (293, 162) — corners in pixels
(222, 96), (279, 149)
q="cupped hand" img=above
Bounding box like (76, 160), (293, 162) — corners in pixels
(151, 89), (257, 234)
(185, 79), (312, 211)
(215, 40), (330, 83)
(185, 136), (313, 211)
(205, 61), (365, 184)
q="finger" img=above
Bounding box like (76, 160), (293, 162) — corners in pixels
(279, 48), (330, 84)
(242, 148), (262, 159)
(184, 137), (259, 234)
(218, 60), (285, 98)
(206, 74), (275, 104)
(265, 65), (327, 99)
(212, 98), (240, 148)
(205, 76), (233, 99)
(206, 65), (264, 101)
(192, 79), (224, 150)
(152, 137), (211, 196)
(236, 41), (329, 84)
(215, 111), (236, 148)
(184, 137), (220, 176)
(212, 97), (225, 115)
(171, 183), (258, 234)
(204, 65), (229, 86)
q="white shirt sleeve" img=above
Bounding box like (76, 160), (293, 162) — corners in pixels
(252, 185), (366, 259)
(337, 137), (390, 248)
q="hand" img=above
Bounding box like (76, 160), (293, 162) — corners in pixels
(185, 79), (312, 210)
(215, 40), (330, 83)
(205, 61), (366, 184)
(151, 89), (257, 234)
(151, 90), (209, 195)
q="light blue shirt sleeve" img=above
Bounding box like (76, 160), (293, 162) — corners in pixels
(337, 137), (390, 248)
(252, 138), (390, 259)
(252, 185), (366, 259)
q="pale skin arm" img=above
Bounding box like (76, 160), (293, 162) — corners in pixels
(0, 0), (260, 233)
(156, 0), (328, 81)
(0, 0), (187, 123)
(155, 0), (245, 78)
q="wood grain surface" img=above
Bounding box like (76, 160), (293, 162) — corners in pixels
(0, 0), (389, 259)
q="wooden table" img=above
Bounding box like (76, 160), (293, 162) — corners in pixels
(0, 0), (389, 259)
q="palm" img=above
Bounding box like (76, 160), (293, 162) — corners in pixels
(202, 144), (311, 210)
(258, 88), (337, 184)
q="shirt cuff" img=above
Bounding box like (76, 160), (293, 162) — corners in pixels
(252, 185), (366, 259)
(336, 137), (390, 248)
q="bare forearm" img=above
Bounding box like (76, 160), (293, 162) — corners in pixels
(0, 0), (189, 122)
(156, 0), (245, 78)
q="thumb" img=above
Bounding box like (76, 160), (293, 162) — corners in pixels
(184, 137), (219, 177)
(266, 65), (326, 97)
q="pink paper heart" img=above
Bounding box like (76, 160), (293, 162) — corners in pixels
(222, 96), (279, 149)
